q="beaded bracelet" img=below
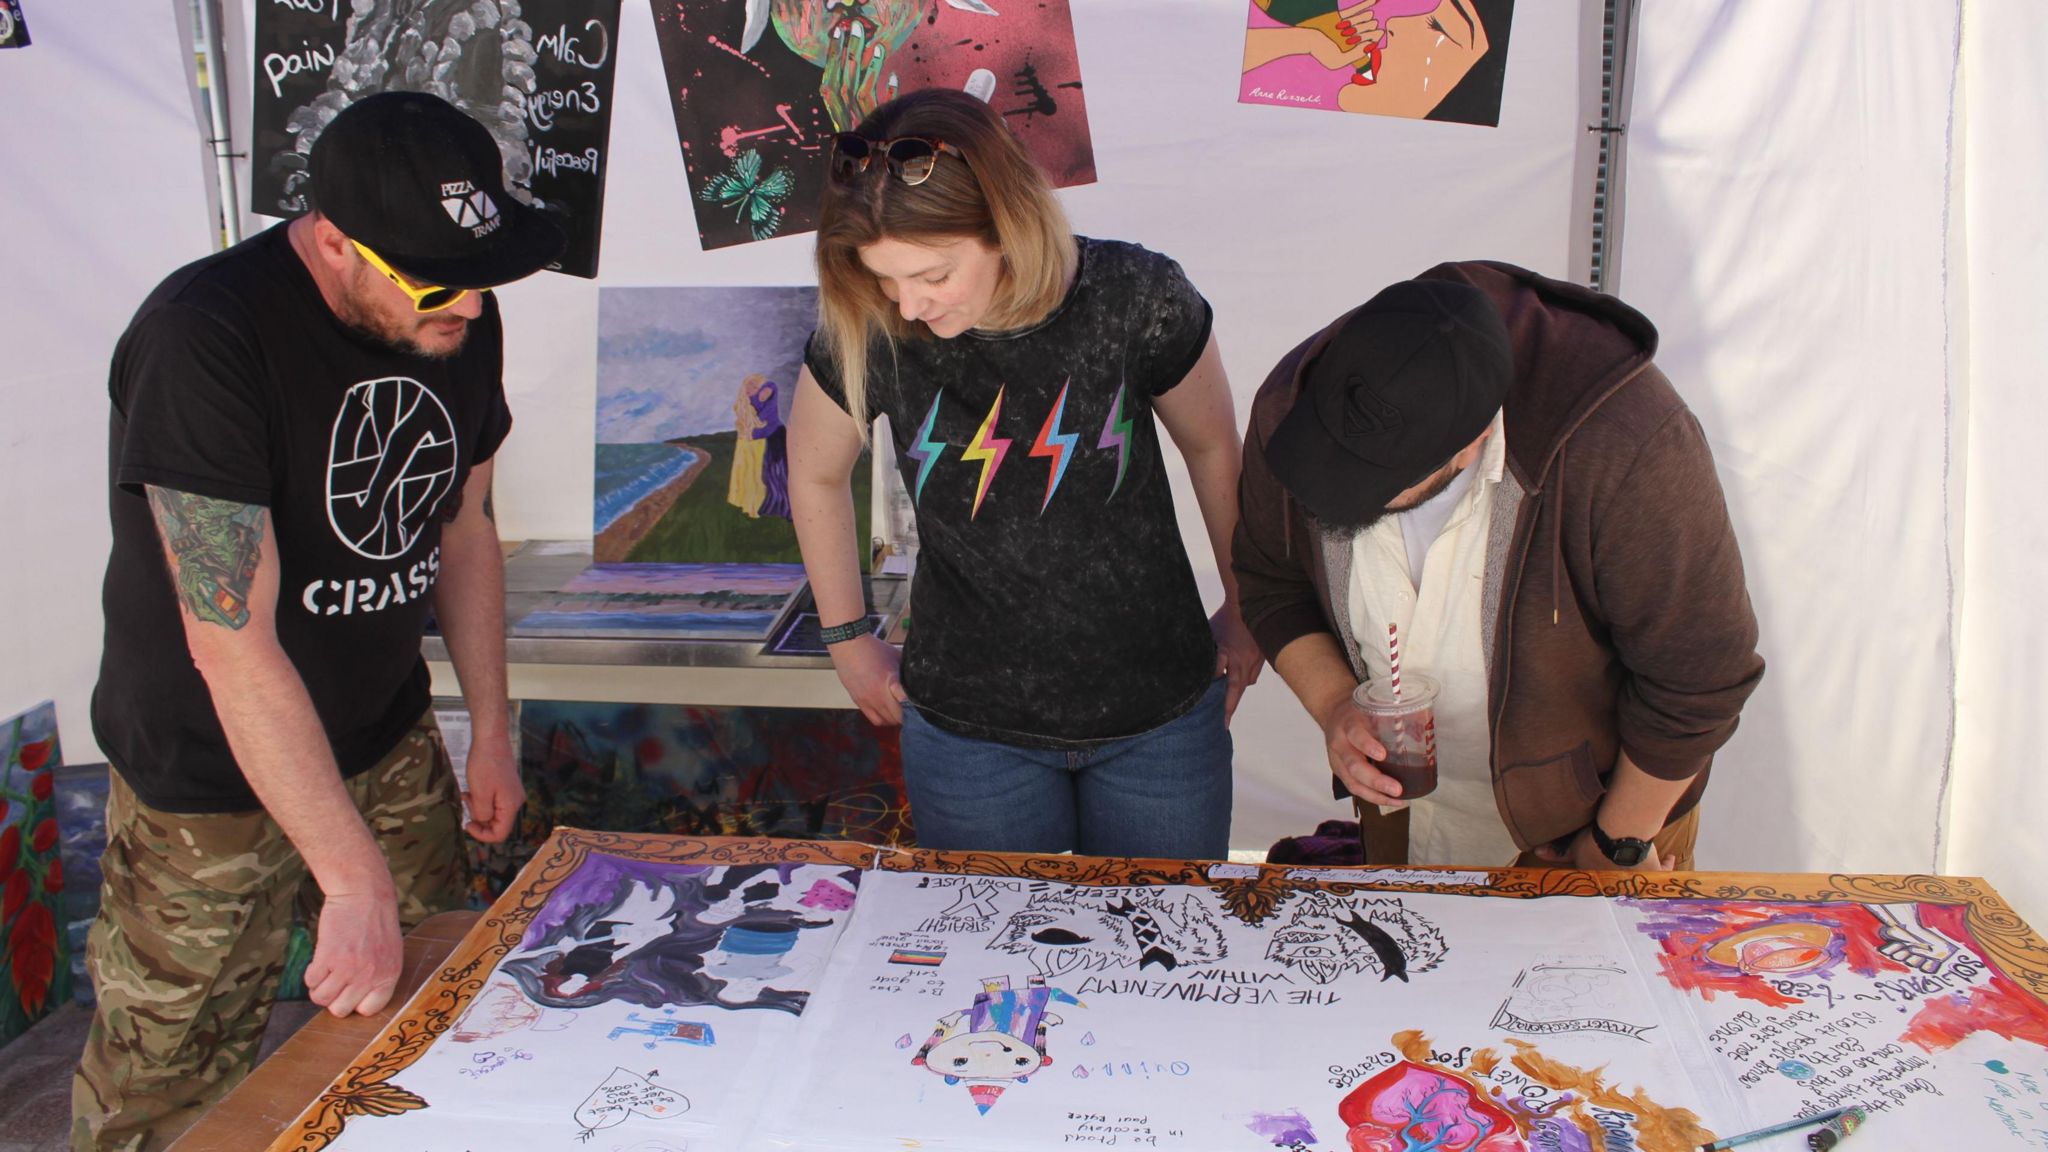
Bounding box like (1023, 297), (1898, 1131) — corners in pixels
(818, 616), (876, 645)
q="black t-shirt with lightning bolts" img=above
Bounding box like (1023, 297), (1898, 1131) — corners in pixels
(808, 238), (1218, 747)
(93, 223), (511, 813)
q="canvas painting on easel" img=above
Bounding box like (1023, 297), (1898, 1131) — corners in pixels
(594, 286), (869, 566)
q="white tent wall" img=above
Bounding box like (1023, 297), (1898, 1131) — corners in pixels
(1948, 6), (2048, 927)
(4, 2), (2038, 892)
(0, 5), (214, 760)
(1617, 4), (1967, 880)
(202, 0), (1587, 852)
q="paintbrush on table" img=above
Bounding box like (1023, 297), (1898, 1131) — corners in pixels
(1699, 1106), (1866, 1151)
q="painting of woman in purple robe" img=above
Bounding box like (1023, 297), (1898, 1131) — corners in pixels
(751, 375), (792, 520)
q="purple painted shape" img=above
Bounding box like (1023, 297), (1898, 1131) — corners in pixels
(522, 853), (722, 946)
(1531, 1117), (1595, 1152)
(1246, 1109), (1318, 1146)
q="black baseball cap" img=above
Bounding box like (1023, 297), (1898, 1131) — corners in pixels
(309, 91), (566, 290)
(1267, 278), (1514, 526)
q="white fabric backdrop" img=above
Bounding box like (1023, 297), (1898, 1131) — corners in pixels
(0, 4), (214, 762)
(6, 3), (2038, 897)
(1948, 4), (2048, 927)
(213, 0), (1588, 851)
(1619, 3), (1966, 878)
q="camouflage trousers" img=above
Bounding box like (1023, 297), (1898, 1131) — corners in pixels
(71, 712), (471, 1152)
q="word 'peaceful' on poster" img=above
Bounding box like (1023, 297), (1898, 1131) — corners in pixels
(249, 0), (622, 278)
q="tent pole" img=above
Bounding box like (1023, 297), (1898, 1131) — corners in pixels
(193, 0), (241, 248)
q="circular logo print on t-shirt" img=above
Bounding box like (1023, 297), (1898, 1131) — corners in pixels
(327, 377), (459, 560)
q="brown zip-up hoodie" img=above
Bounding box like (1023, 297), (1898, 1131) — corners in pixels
(1233, 260), (1765, 851)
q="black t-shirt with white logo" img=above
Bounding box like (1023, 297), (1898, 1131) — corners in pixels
(93, 223), (511, 813)
(807, 238), (1217, 747)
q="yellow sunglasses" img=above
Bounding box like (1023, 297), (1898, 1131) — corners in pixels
(350, 239), (487, 314)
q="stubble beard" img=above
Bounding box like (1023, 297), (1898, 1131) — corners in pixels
(334, 273), (470, 361)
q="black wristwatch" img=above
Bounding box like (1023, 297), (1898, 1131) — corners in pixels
(1589, 820), (1654, 867)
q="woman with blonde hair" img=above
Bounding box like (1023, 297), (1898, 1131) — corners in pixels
(788, 88), (1260, 859)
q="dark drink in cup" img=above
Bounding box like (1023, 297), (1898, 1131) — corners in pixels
(1350, 673), (1440, 801)
(1376, 751), (1438, 800)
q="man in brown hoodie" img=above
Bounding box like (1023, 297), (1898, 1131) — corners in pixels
(1234, 264), (1763, 870)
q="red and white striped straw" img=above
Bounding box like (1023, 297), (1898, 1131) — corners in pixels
(1387, 622), (1403, 703)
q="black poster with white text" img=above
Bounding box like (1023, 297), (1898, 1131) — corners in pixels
(249, 0), (621, 279)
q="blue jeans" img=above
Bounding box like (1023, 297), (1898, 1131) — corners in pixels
(899, 678), (1233, 859)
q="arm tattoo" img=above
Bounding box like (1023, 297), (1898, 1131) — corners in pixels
(145, 487), (266, 630)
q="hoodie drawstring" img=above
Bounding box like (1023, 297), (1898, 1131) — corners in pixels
(1550, 444), (1566, 625)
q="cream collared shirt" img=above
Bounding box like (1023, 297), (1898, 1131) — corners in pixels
(1346, 412), (1520, 867)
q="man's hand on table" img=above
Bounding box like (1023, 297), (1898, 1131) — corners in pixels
(306, 882), (403, 1017)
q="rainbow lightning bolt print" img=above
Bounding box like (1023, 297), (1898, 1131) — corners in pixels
(962, 387), (1012, 518)
(1028, 380), (1078, 513)
(905, 392), (946, 504)
(1098, 383), (1134, 499)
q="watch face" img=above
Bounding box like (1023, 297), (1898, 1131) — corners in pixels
(1607, 839), (1651, 866)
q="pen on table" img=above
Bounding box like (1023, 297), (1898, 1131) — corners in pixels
(1698, 1106), (1863, 1151)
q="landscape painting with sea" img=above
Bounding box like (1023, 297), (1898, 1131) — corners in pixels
(595, 286), (870, 567)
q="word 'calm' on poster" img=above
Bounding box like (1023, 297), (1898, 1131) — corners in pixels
(650, 0), (1095, 250)
(1239, 0), (1517, 125)
(250, 0), (622, 278)
(593, 286), (871, 566)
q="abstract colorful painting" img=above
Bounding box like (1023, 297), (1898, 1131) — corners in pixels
(1, 700), (67, 1045)
(464, 700), (911, 902)
(595, 286), (870, 565)
(648, 0), (1094, 249)
(249, 0), (624, 277)
(1239, 0), (1516, 125)
(511, 563), (806, 640)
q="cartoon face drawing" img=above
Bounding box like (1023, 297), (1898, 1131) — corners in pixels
(990, 891), (1226, 976)
(922, 1028), (1048, 1081)
(911, 975), (1083, 1113)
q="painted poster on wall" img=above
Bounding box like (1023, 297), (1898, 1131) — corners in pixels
(249, 0), (623, 278)
(1, 701), (68, 1046)
(0, 0), (29, 48)
(1239, 0), (1517, 125)
(648, 0), (1095, 250)
(595, 286), (870, 565)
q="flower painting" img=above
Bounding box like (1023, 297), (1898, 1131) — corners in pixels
(2, 700), (68, 1045)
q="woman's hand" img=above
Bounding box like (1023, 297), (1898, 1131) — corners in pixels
(1210, 603), (1265, 725)
(831, 633), (908, 727)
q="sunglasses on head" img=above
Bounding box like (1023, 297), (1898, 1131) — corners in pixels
(830, 133), (966, 187)
(349, 239), (485, 314)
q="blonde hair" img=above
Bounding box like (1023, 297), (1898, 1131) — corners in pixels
(814, 88), (1078, 427)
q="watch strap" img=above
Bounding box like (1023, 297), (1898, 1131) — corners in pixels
(818, 616), (877, 645)
(1590, 820), (1654, 867)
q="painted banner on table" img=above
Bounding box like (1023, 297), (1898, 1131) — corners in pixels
(249, 0), (623, 277)
(649, 0), (1094, 249)
(594, 286), (871, 566)
(1238, 0), (1517, 126)
(271, 837), (2048, 1151)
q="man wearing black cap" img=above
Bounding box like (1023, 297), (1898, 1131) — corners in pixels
(75, 92), (564, 1149)
(1234, 264), (1764, 872)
